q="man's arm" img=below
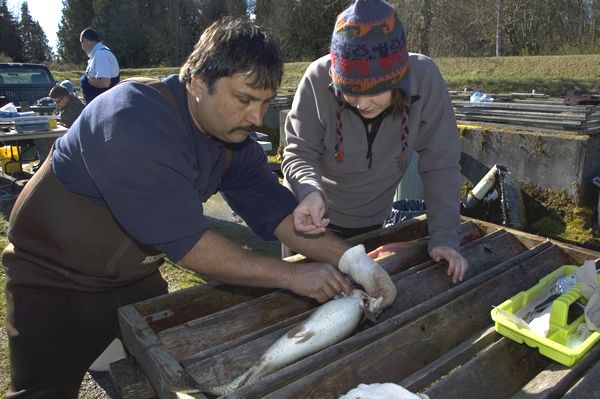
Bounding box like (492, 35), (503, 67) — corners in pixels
(275, 214), (398, 308)
(274, 214), (349, 265)
(178, 226), (352, 303)
(86, 76), (111, 89)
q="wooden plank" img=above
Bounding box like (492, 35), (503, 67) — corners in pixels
(512, 312), (600, 398)
(401, 326), (500, 392)
(463, 217), (600, 264)
(134, 282), (274, 332)
(176, 224), (486, 367)
(423, 337), (552, 399)
(118, 305), (205, 399)
(183, 231), (528, 390)
(110, 357), (157, 399)
(379, 231), (526, 322)
(376, 221), (488, 276)
(562, 357), (600, 398)
(223, 242), (558, 398)
(182, 312), (311, 387)
(157, 291), (313, 362)
(453, 100), (595, 113)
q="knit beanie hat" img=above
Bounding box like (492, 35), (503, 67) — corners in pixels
(330, 0), (410, 95)
(330, 0), (412, 162)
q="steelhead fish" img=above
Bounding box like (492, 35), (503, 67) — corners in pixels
(368, 238), (429, 275)
(203, 289), (379, 396)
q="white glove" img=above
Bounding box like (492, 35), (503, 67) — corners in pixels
(339, 245), (397, 308)
(339, 382), (428, 399)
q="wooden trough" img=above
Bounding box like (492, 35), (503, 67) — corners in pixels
(112, 216), (600, 398)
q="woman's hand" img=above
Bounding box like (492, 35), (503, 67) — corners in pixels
(292, 191), (330, 234)
(429, 246), (468, 284)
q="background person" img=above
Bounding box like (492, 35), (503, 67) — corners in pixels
(282, 0), (468, 283)
(79, 27), (120, 104)
(49, 85), (85, 128)
(29, 85), (86, 170)
(3, 17), (396, 398)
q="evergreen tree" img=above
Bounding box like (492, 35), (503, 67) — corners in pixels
(18, 2), (52, 62)
(255, 0), (294, 59)
(289, 0), (350, 61)
(57, 0), (94, 64)
(0, 0), (24, 61)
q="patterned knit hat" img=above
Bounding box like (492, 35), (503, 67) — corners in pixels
(330, 0), (412, 162)
(330, 0), (410, 95)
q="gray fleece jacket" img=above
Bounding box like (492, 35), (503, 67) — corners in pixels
(282, 53), (462, 251)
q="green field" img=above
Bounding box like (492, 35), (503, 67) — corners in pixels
(2, 53), (600, 396)
(53, 54), (600, 97)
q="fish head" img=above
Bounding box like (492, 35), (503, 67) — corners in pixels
(351, 289), (383, 322)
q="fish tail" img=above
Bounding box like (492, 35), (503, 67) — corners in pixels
(203, 364), (262, 396)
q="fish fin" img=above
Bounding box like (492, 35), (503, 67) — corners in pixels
(286, 322), (307, 338)
(287, 322), (315, 343)
(295, 330), (315, 343)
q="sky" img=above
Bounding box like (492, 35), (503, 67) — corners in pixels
(6, 0), (63, 50)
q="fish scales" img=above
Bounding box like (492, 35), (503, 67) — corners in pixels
(204, 290), (367, 396)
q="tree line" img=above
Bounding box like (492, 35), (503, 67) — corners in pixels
(0, 0), (52, 63)
(1, 0), (599, 68)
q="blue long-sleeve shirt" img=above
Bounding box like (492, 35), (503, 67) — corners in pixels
(53, 75), (296, 262)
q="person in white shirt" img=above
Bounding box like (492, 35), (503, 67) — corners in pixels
(79, 27), (120, 104)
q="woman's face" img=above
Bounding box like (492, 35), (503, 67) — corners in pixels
(342, 90), (392, 118)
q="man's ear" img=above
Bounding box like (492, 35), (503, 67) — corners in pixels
(189, 75), (206, 101)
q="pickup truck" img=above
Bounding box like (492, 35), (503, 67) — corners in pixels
(0, 62), (57, 107)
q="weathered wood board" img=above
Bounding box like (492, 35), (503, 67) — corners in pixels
(113, 216), (600, 399)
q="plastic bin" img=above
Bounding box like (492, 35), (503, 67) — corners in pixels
(15, 116), (49, 132)
(491, 265), (600, 366)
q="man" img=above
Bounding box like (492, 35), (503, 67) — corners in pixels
(29, 86), (84, 169)
(49, 85), (85, 127)
(79, 27), (120, 104)
(3, 17), (396, 398)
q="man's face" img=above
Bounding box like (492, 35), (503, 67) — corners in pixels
(187, 73), (275, 143)
(80, 36), (93, 55)
(52, 96), (68, 110)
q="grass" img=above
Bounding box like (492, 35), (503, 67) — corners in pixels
(54, 54), (600, 96)
(1, 54), (599, 396)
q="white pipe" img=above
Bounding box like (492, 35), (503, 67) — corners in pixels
(463, 165), (500, 209)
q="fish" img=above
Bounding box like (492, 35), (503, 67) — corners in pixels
(203, 289), (378, 396)
(368, 238), (429, 275)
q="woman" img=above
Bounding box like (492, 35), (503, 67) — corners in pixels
(282, 0), (468, 283)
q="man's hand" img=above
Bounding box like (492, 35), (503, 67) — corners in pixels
(338, 245), (397, 308)
(430, 245), (468, 283)
(292, 191), (329, 234)
(286, 262), (353, 303)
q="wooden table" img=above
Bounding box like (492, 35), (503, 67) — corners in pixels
(111, 216), (600, 398)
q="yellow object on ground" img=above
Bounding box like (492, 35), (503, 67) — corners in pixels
(0, 146), (22, 174)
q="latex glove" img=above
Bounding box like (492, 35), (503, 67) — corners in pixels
(340, 383), (428, 399)
(339, 245), (397, 308)
(292, 191), (329, 234)
(429, 245), (468, 284)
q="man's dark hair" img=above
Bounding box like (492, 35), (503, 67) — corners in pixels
(80, 27), (101, 43)
(179, 17), (283, 93)
(49, 85), (69, 99)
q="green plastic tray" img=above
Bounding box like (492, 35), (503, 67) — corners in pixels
(490, 265), (600, 366)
